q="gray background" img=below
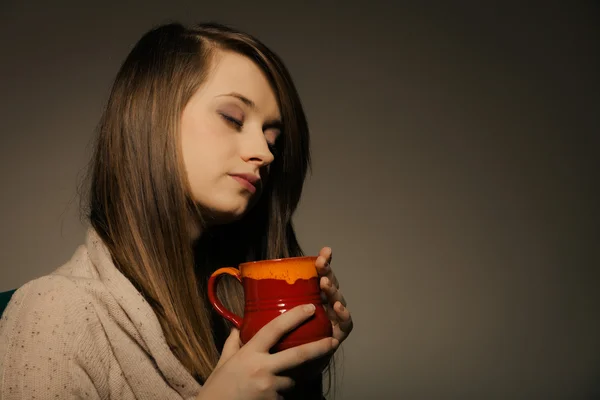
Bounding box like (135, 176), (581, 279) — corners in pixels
(1, 1), (599, 399)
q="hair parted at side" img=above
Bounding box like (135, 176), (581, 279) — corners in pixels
(83, 21), (317, 384)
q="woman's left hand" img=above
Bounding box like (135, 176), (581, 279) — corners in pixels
(315, 247), (353, 344)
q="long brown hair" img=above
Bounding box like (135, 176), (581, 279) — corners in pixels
(84, 22), (321, 385)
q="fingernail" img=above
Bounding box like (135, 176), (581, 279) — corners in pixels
(339, 303), (345, 311)
(332, 338), (340, 349)
(304, 304), (316, 313)
(323, 277), (331, 287)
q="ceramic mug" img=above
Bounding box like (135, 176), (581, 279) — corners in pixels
(208, 256), (333, 376)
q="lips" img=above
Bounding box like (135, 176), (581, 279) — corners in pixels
(230, 174), (260, 194)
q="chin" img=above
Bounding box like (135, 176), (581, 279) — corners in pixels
(203, 202), (252, 226)
(195, 188), (262, 226)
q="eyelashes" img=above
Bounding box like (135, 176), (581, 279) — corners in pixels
(220, 113), (280, 157)
(220, 113), (243, 128)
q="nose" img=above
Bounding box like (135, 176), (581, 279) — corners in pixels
(240, 126), (275, 167)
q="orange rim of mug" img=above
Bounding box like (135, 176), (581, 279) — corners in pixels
(238, 255), (318, 266)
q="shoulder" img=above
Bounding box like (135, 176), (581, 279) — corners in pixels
(0, 274), (113, 397)
(4, 273), (92, 313)
(0, 273), (104, 344)
(2, 243), (109, 326)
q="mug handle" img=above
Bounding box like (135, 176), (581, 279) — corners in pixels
(207, 267), (243, 329)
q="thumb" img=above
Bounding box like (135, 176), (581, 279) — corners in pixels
(216, 327), (241, 369)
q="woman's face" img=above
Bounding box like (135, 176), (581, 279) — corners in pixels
(180, 50), (281, 225)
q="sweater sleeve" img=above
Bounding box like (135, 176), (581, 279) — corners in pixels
(0, 275), (112, 399)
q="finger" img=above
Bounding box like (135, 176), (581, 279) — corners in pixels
(323, 302), (338, 323)
(332, 302), (354, 342)
(321, 276), (346, 307)
(316, 262), (339, 290)
(315, 255), (339, 289)
(273, 376), (295, 393)
(320, 289), (338, 322)
(318, 247), (332, 264)
(268, 337), (339, 374)
(249, 304), (317, 351)
(315, 247), (332, 270)
(320, 290), (328, 304)
(216, 328), (241, 369)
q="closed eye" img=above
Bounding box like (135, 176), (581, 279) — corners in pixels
(220, 113), (243, 129)
(220, 112), (280, 157)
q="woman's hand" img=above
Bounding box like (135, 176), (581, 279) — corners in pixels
(315, 247), (354, 344)
(198, 304), (339, 400)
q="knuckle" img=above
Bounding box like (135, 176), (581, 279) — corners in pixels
(255, 375), (274, 392)
(248, 361), (265, 377)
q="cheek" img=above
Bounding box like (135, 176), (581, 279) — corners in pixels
(180, 117), (236, 196)
(181, 117), (210, 194)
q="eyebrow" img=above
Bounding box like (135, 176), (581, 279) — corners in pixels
(218, 92), (283, 130)
(219, 92), (256, 108)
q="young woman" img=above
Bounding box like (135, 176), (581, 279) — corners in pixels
(0, 22), (353, 399)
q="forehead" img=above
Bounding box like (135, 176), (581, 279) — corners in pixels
(201, 50), (280, 116)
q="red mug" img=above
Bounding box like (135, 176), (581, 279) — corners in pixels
(208, 256), (333, 377)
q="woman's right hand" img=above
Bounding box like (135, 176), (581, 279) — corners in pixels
(197, 304), (339, 400)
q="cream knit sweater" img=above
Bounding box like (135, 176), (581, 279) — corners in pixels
(0, 229), (202, 399)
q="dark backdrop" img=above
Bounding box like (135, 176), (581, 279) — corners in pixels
(1, 1), (598, 398)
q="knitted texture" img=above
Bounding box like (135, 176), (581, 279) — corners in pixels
(0, 229), (201, 399)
